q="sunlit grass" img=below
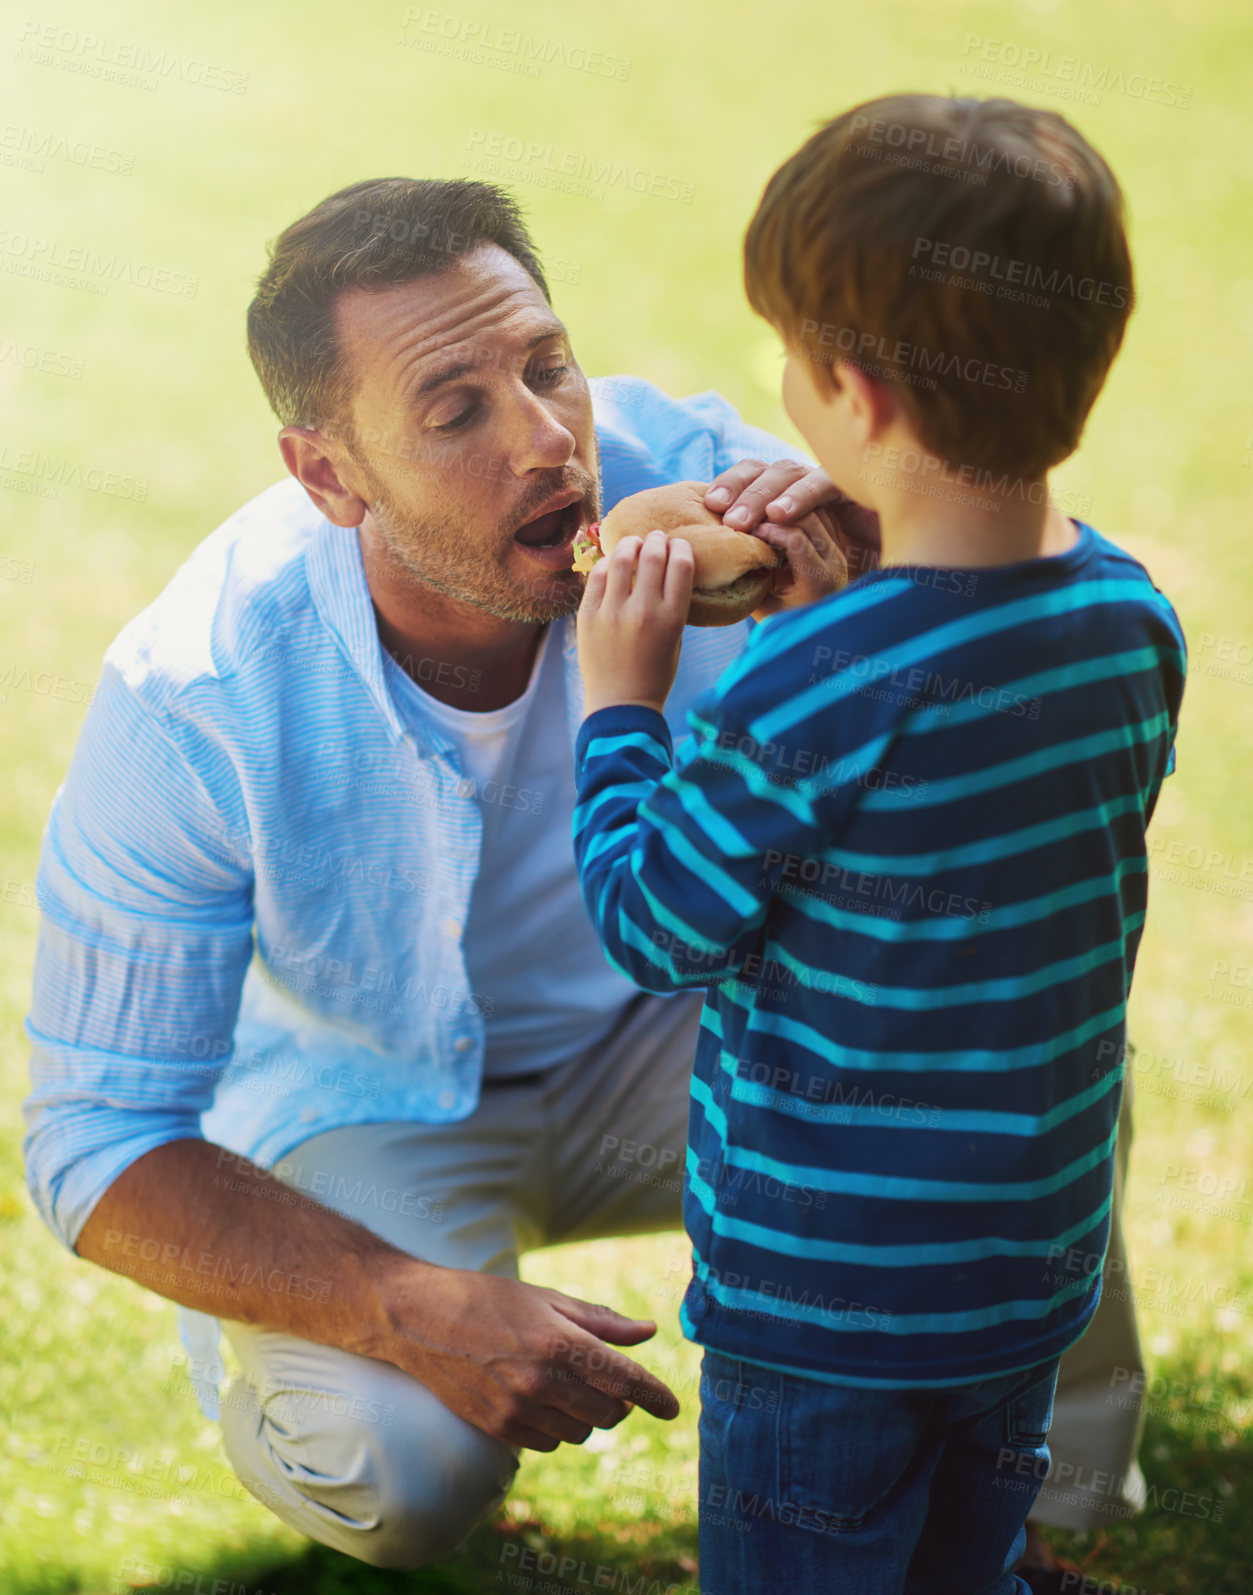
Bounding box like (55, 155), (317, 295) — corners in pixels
(1, 0), (1251, 1589)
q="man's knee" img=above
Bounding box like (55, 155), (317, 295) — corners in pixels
(223, 1374), (519, 1570)
(348, 1402), (520, 1570)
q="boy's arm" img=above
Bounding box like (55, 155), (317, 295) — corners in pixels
(571, 511), (878, 994)
(572, 670), (845, 992)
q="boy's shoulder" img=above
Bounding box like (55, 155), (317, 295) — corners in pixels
(1087, 522), (1186, 609)
(1058, 522), (1187, 657)
(755, 520), (1184, 658)
(709, 521), (1185, 737)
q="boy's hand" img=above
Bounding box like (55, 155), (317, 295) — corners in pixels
(577, 529), (694, 719)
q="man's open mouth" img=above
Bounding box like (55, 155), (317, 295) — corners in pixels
(513, 498), (584, 549)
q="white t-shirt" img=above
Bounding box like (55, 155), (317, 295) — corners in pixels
(384, 624), (641, 1075)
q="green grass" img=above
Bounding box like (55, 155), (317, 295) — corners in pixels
(2, 0), (1251, 1589)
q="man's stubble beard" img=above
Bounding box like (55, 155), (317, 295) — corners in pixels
(353, 443), (601, 625)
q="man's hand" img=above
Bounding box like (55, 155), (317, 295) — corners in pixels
(576, 528), (693, 718)
(747, 511), (849, 620)
(704, 459), (882, 588)
(366, 1258), (679, 1451)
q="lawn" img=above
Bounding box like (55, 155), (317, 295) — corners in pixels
(1, 0), (1251, 1590)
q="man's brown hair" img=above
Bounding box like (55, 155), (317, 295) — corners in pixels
(744, 95), (1134, 479)
(246, 178), (550, 434)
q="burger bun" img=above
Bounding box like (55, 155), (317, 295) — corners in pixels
(597, 480), (781, 626)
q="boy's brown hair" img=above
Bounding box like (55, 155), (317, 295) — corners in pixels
(744, 94), (1134, 480)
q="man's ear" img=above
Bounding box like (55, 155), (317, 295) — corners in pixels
(831, 361), (897, 447)
(278, 427), (370, 528)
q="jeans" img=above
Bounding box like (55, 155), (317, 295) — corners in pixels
(697, 1348), (1060, 1595)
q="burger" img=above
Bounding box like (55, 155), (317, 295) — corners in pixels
(572, 480), (782, 627)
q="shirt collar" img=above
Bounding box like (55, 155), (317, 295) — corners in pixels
(306, 520), (409, 747)
(306, 517), (586, 758)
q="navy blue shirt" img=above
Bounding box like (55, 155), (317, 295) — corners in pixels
(573, 522), (1186, 1386)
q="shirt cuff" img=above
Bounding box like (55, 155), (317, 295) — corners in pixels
(25, 1113), (205, 1255)
(574, 702), (674, 780)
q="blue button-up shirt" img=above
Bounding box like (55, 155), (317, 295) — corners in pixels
(22, 377), (798, 1260)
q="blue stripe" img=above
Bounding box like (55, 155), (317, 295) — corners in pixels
(763, 915), (1141, 1010)
(727, 997), (1126, 1073)
(578, 821), (639, 870)
(571, 779), (654, 835)
(583, 729), (671, 765)
(675, 1318), (1094, 1389)
(616, 900), (739, 984)
(719, 1130), (1118, 1203)
(781, 856), (1147, 942)
(905, 646), (1186, 736)
(659, 773), (759, 859)
(634, 872), (737, 958)
(687, 1152), (1115, 1266)
(691, 1075), (1118, 1200)
(718, 575), (915, 694)
(862, 712), (1172, 811)
(681, 734), (819, 826)
(646, 817), (762, 919)
(819, 791), (1144, 875)
(753, 578), (1175, 741)
(718, 1044), (1123, 1135)
(686, 709), (891, 813)
(692, 1254), (1094, 1334)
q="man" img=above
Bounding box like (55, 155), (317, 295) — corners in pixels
(21, 176), (850, 1570)
(21, 177), (1143, 1578)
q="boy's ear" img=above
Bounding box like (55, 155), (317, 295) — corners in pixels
(831, 361), (897, 442)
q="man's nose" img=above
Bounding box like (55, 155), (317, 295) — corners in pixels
(504, 385), (576, 476)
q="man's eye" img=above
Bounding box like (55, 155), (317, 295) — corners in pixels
(430, 405), (477, 434)
(532, 363), (568, 386)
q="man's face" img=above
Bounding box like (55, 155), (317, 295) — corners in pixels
(333, 243), (600, 624)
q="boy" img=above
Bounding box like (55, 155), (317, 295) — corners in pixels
(571, 95), (1185, 1593)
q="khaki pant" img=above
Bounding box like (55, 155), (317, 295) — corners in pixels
(218, 988), (701, 1569)
(1029, 1067), (1146, 1531)
(216, 992), (1143, 1564)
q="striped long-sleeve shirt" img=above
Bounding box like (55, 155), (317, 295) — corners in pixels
(572, 521), (1185, 1387)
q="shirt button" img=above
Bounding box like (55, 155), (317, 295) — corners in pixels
(438, 1089), (457, 1110)
(442, 917), (462, 939)
(453, 1036), (472, 1052)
